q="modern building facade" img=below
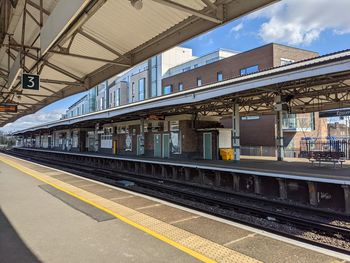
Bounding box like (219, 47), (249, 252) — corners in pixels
(63, 47), (195, 117)
(59, 43), (328, 158)
(161, 43), (318, 92)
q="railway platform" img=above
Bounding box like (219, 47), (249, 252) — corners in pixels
(0, 152), (348, 263)
(12, 147), (350, 215)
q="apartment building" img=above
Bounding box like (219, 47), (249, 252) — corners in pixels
(162, 43), (318, 92)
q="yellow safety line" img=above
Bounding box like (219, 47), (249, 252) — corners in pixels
(0, 156), (217, 263)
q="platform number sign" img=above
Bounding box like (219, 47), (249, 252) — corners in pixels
(22, 73), (40, 90)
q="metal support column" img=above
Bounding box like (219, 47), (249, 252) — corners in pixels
(232, 103), (240, 161)
(276, 110), (284, 161)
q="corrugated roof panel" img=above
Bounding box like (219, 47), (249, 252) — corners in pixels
(48, 55), (105, 77)
(68, 33), (118, 60)
(82, 0), (190, 55)
(39, 64), (79, 82)
(174, 0), (213, 10)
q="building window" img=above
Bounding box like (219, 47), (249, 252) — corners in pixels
(115, 88), (120, 106)
(138, 78), (145, 101)
(182, 66), (191, 72)
(81, 104), (85, 114)
(178, 83), (184, 91)
(217, 71), (223, 81)
(163, 85), (173, 95)
(240, 65), (259, 76)
(150, 58), (157, 97)
(109, 92), (113, 107)
(197, 77), (202, 87)
(100, 97), (104, 110)
(281, 58), (295, 66)
(170, 121), (181, 154)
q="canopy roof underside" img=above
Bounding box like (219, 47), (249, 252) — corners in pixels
(0, 0), (277, 127)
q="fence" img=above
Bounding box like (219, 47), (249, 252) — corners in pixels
(241, 146), (301, 158)
(300, 139), (350, 159)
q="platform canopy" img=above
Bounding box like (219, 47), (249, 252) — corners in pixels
(0, 0), (277, 127)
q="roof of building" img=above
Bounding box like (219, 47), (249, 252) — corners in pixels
(67, 94), (88, 110)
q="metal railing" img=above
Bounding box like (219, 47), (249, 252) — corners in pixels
(300, 139), (350, 159)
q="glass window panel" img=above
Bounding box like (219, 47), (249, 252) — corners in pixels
(217, 72), (223, 81)
(138, 78), (145, 101)
(240, 65), (259, 76)
(163, 85), (172, 95)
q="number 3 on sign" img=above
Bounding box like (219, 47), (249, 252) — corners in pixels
(22, 73), (40, 90)
(27, 76), (35, 88)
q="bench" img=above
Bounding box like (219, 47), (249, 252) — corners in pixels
(307, 151), (345, 168)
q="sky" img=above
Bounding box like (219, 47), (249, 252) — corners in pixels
(2, 0), (350, 133)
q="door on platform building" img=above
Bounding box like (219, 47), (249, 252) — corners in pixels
(203, 132), (212, 160)
(154, 134), (162, 158)
(162, 134), (170, 158)
(137, 135), (144, 156)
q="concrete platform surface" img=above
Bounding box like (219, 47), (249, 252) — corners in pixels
(0, 159), (199, 263)
(0, 153), (348, 263)
(15, 148), (350, 184)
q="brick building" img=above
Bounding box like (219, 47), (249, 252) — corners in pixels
(162, 43), (318, 92)
(328, 122), (350, 138)
(162, 43), (328, 157)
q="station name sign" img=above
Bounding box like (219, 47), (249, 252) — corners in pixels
(319, 109), (350, 118)
(0, 103), (18, 113)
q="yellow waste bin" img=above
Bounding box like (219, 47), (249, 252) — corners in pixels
(220, 148), (234, 160)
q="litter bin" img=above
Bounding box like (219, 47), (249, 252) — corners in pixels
(220, 148), (234, 160)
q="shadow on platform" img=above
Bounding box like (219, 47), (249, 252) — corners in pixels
(0, 208), (41, 263)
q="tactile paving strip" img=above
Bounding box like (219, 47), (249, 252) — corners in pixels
(0, 154), (261, 263)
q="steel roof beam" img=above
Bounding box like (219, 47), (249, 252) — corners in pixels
(77, 29), (128, 60)
(151, 0), (222, 24)
(40, 78), (82, 86)
(49, 51), (130, 67)
(10, 46), (83, 82)
(27, 0), (50, 16)
(201, 0), (217, 10)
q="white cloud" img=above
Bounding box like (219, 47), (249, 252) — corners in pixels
(252, 0), (350, 45)
(230, 22), (243, 33)
(197, 31), (214, 46)
(0, 109), (65, 133)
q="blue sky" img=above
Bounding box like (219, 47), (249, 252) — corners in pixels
(2, 0), (350, 132)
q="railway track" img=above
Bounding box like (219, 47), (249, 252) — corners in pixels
(3, 149), (350, 255)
